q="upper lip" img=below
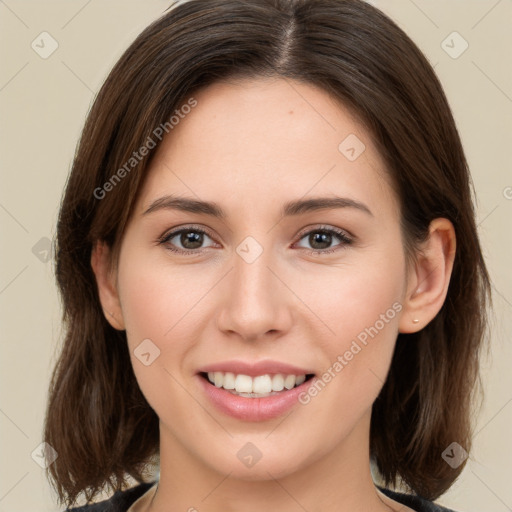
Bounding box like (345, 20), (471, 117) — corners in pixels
(197, 360), (315, 377)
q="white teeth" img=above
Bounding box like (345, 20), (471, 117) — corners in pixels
(284, 374), (296, 390)
(253, 375), (272, 394)
(223, 372), (236, 390)
(234, 374), (253, 393)
(271, 374), (284, 391)
(214, 371), (223, 388)
(205, 372), (308, 394)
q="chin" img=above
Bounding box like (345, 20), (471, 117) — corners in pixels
(196, 438), (313, 481)
(215, 457), (303, 482)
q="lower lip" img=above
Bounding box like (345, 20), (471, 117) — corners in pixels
(197, 374), (315, 422)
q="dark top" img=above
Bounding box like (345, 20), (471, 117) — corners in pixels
(65, 481), (458, 512)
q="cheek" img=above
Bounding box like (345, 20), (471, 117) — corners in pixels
(116, 249), (209, 410)
(298, 246), (405, 406)
(117, 249), (209, 344)
(336, 266), (403, 343)
(298, 250), (404, 347)
(293, 285), (403, 458)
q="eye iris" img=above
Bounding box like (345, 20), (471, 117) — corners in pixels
(310, 231), (332, 249)
(181, 231), (203, 249)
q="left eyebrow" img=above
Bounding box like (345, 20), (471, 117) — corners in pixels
(142, 194), (373, 218)
(283, 196), (373, 217)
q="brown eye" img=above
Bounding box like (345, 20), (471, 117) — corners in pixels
(177, 230), (204, 249)
(308, 231), (333, 250)
(159, 226), (217, 255)
(294, 227), (352, 255)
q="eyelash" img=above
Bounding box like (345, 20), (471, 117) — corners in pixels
(157, 224), (353, 257)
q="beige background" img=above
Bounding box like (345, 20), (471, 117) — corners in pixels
(0, 1), (511, 511)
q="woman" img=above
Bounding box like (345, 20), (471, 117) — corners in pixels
(43, 1), (491, 511)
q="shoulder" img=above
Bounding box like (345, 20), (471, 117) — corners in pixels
(377, 486), (459, 512)
(64, 481), (157, 512)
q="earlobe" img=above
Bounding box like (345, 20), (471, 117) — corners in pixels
(90, 241), (126, 331)
(398, 218), (456, 334)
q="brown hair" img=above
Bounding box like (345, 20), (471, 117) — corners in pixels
(43, 0), (492, 507)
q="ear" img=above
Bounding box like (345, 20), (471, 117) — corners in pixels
(90, 241), (126, 331)
(398, 218), (456, 334)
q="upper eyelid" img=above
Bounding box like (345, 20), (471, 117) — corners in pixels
(162, 224), (217, 242)
(295, 224), (353, 240)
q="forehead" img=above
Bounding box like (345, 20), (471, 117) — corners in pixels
(137, 77), (399, 221)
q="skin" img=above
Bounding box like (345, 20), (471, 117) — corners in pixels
(92, 77), (456, 512)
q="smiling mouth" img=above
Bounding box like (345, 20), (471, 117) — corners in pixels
(199, 371), (315, 398)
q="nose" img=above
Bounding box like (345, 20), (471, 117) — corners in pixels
(216, 243), (294, 342)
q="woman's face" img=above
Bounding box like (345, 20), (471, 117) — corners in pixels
(112, 77), (412, 480)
